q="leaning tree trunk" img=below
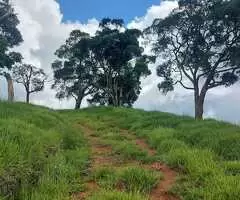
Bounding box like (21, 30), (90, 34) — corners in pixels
(4, 73), (14, 102)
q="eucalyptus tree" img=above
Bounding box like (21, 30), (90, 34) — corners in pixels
(88, 18), (154, 106)
(53, 19), (154, 108)
(147, 0), (240, 119)
(52, 30), (97, 109)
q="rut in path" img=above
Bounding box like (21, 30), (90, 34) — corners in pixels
(124, 136), (179, 200)
(73, 124), (117, 200)
(75, 123), (179, 200)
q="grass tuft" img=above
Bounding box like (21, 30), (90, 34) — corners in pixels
(119, 167), (160, 194)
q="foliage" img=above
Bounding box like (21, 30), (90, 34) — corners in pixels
(88, 18), (154, 106)
(52, 30), (97, 109)
(52, 18), (154, 108)
(146, 0), (240, 119)
(0, 0), (22, 72)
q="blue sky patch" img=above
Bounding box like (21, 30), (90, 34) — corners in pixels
(58, 0), (160, 23)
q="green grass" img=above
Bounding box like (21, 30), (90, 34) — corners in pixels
(1, 103), (240, 200)
(77, 120), (151, 163)
(108, 140), (149, 162)
(92, 167), (118, 189)
(223, 161), (240, 175)
(64, 106), (240, 200)
(119, 167), (160, 194)
(88, 190), (146, 200)
(92, 166), (160, 195)
(0, 102), (89, 200)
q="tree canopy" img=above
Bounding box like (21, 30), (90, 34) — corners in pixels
(52, 18), (154, 109)
(0, 0), (22, 70)
(52, 30), (98, 109)
(146, 0), (240, 119)
(0, 0), (23, 102)
(88, 18), (154, 107)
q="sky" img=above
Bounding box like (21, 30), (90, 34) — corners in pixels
(3, 0), (240, 123)
(58, 0), (160, 24)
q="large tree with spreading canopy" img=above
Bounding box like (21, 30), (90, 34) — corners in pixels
(52, 18), (154, 108)
(146, 0), (240, 119)
(88, 18), (154, 106)
(52, 30), (98, 109)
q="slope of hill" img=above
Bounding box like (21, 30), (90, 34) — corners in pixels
(62, 107), (240, 200)
(0, 103), (239, 200)
(0, 102), (89, 200)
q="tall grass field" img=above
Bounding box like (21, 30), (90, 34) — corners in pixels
(0, 102), (89, 200)
(0, 102), (239, 199)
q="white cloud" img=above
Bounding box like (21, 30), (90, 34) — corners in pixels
(128, 1), (178, 30)
(128, 1), (240, 123)
(5, 0), (99, 109)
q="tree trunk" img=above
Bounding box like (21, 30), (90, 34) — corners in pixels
(194, 90), (206, 120)
(5, 74), (14, 102)
(119, 87), (123, 106)
(195, 97), (204, 120)
(26, 92), (30, 103)
(75, 96), (83, 110)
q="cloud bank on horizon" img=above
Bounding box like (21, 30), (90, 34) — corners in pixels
(4, 0), (240, 123)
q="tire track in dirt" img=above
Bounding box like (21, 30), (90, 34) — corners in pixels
(74, 123), (179, 200)
(110, 129), (179, 199)
(86, 126), (179, 200)
(73, 124), (115, 200)
(124, 136), (179, 200)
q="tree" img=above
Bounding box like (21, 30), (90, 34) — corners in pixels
(0, 0), (23, 101)
(88, 18), (154, 106)
(0, 52), (22, 102)
(147, 0), (240, 119)
(52, 19), (154, 109)
(13, 64), (47, 103)
(52, 30), (97, 109)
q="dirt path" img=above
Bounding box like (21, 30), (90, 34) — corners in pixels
(125, 134), (178, 200)
(75, 123), (178, 200)
(73, 124), (116, 199)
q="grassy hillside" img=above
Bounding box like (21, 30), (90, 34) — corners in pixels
(62, 107), (240, 200)
(0, 103), (239, 200)
(0, 102), (89, 200)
